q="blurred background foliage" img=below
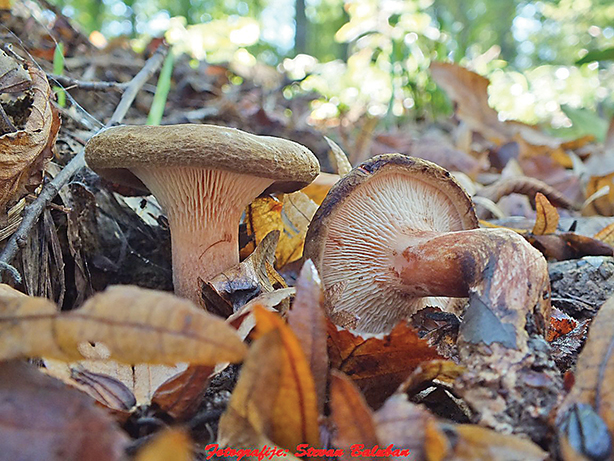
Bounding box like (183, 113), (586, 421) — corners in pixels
(50, 0), (614, 135)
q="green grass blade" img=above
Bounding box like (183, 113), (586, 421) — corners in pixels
(146, 49), (175, 126)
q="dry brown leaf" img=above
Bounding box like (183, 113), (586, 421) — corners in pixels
(374, 393), (447, 461)
(443, 424), (547, 460)
(252, 306), (321, 450)
(529, 232), (613, 261)
(430, 61), (509, 144)
(532, 192), (560, 235)
(329, 370), (380, 461)
(287, 259), (328, 413)
(0, 49), (31, 93)
(0, 285), (247, 365)
(328, 321), (443, 408)
(0, 63), (60, 210)
(203, 231), (285, 317)
(0, 360), (128, 461)
(324, 135), (353, 177)
(135, 427), (193, 461)
(151, 365), (214, 420)
(557, 294), (614, 459)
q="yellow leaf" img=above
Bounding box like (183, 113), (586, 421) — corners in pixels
(0, 285), (247, 365)
(532, 192), (559, 235)
(242, 193), (317, 267)
(135, 427), (192, 461)
(594, 222), (614, 246)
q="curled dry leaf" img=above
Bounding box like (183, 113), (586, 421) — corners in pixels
(329, 370), (380, 461)
(328, 321), (443, 409)
(220, 307), (320, 452)
(529, 232), (613, 261)
(0, 62), (60, 210)
(0, 360), (128, 461)
(532, 192), (560, 235)
(324, 135), (353, 177)
(0, 284), (247, 365)
(287, 259), (328, 413)
(0, 49), (31, 93)
(556, 295), (614, 460)
(476, 176), (577, 212)
(398, 360), (465, 397)
(202, 231), (286, 317)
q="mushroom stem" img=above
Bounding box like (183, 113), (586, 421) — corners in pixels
(133, 167), (274, 304)
(392, 227), (549, 309)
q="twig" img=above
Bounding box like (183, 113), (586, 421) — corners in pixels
(0, 44), (169, 281)
(46, 73), (127, 92)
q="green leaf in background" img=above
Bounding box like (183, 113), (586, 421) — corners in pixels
(576, 47), (614, 65)
(560, 105), (609, 142)
(52, 43), (66, 108)
(146, 49), (175, 126)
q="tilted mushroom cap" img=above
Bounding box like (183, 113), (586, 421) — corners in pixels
(303, 153), (478, 332)
(85, 124), (319, 193)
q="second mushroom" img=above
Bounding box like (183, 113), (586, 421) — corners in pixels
(304, 154), (550, 336)
(85, 124), (319, 306)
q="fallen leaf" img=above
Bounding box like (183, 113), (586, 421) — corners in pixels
(329, 370), (380, 461)
(324, 135), (353, 176)
(430, 61), (509, 144)
(135, 427), (192, 461)
(0, 62), (60, 210)
(0, 48), (31, 93)
(151, 365), (214, 421)
(252, 306), (321, 449)
(0, 285), (247, 365)
(0, 360), (128, 461)
(529, 232), (613, 261)
(442, 424), (547, 460)
(585, 173), (614, 216)
(328, 321), (443, 408)
(594, 222), (614, 246)
(287, 260), (328, 413)
(241, 193), (317, 268)
(374, 393), (447, 461)
(532, 192), (560, 235)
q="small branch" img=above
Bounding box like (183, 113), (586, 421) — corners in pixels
(46, 74), (127, 92)
(0, 44), (169, 281)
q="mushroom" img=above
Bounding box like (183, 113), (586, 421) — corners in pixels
(85, 124), (319, 305)
(304, 154), (550, 334)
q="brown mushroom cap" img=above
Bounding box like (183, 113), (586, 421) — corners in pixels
(303, 153), (478, 332)
(85, 124), (319, 193)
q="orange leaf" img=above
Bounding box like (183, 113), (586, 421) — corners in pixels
(222, 306), (320, 451)
(329, 370), (380, 461)
(287, 260), (328, 413)
(532, 192), (559, 235)
(328, 321), (443, 408)
(135, 427), (193, 461)
(151, 365), (214, 420)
